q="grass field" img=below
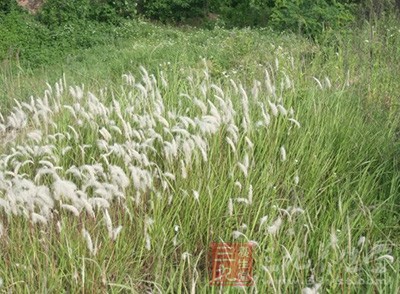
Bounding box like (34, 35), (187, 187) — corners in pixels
(0, 19), (399, 293)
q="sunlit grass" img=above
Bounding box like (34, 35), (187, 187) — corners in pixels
(0, 20), (399, 293)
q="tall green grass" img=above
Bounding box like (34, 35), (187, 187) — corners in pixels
(0, 20), (399, 293)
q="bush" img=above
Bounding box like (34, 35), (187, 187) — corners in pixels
(90, 0), (137, 24)
(137, 0), (206, 22)
(213, 0), (272, 28)
(270, 0), (356, 38)
(0, 0), (21, 14)
(207, 0), (356, 36)
(36, 0), (137, 27)
(0, 3), (139, 66)
(0, 10), (54, 64)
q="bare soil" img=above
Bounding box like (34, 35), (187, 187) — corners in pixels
(17, 0), (44, 13)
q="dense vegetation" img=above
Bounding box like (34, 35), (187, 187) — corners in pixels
(0, 0), (399, 293)
(1, 0), (399, 66)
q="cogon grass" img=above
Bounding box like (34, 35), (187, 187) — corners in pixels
(0, 55), (398, 292)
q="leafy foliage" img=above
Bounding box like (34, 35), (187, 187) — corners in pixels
(1, 0), (400, 68)
(0, 10), (140, 66)
(0, 0), (20, 14)
(270, 0), (356, 38)
(36, 0), (137, 26)
(0, 0), (140, 66)
(137, 0), (206, 22)
(210, 0), (273, 28)
(0, 10), (52, 64)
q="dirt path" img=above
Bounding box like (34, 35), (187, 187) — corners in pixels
(17, 0), (43, 13)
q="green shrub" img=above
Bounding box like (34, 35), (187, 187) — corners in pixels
(137, 0), (206, 22)
(0, 0), (20, 14)
(90, 0), (137, 24)
(0, 10), (54, 64)
(0, 5), (139, 66)
(209, 0), (273, 28)
(36, 0), (90, 26)
(36, 0), (137, 27)
(270, 0), (356, 38)
(207, 0), (356, 35)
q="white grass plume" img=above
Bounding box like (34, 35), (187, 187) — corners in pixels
(82, 228), (97, 256)
(104, 209), (113, 239)
(267, 217), (282, 235)
(61, 204), (80, 217)
(280, 146), (287, 162)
